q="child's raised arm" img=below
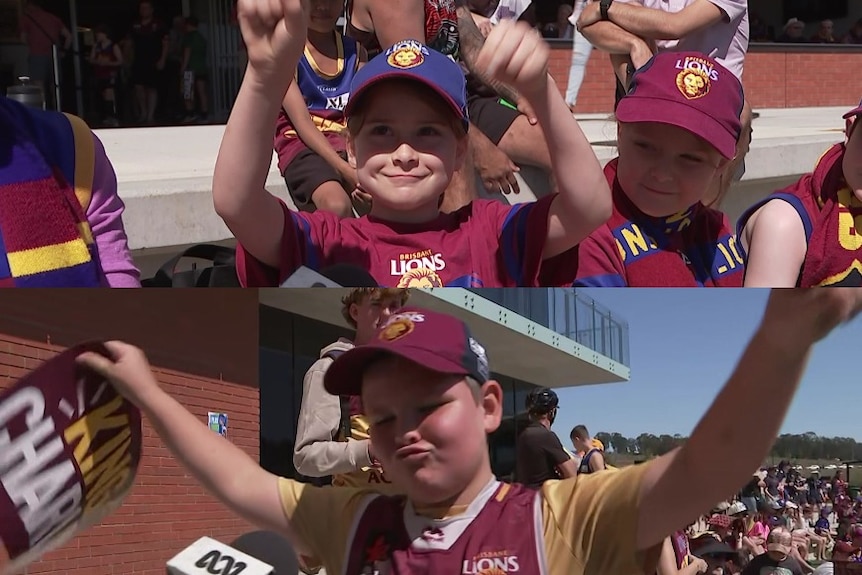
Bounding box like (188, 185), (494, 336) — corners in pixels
(76, 342), (317, 558)
(476, 21), (612, 259)
(212, 0), (309, 268)
(634, 289), (862, 550)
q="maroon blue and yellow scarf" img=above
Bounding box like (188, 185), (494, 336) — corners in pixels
(0, 97), (102, 286)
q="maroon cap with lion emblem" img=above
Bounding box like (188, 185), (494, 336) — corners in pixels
(0, 343), (142, 575)
(616, 51), (744, 159)
(324, 308), (490, 396)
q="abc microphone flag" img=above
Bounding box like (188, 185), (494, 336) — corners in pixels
(0, 343), (142, 575)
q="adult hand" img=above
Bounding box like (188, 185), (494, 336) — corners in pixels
(474, 139), (520, 194)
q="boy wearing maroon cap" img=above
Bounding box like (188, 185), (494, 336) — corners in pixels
(214, 0), (610, 289)
(571, 51), (745, 287)
(77, 289), (862, 575)
(738, 99), (862, 287)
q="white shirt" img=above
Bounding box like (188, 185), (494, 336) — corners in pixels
(617, 0), (749, 80)
(490, 0), (533, 25)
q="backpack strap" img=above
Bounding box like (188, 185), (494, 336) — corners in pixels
(322, 348), (352, 441)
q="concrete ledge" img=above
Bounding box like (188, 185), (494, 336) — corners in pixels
(97, 106), (847, 259)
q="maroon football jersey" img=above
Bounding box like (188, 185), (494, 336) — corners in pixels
(737, 143), (861, 287)
(236, 195), (577, 288)
(344, 481), (542, 574)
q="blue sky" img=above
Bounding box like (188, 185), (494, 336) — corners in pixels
(552, 289), (860, 443)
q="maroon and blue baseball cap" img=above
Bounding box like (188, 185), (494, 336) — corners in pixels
(344, 40), (470, 132)
(324, 308), (490, 396)
(617, 51), (744, 159)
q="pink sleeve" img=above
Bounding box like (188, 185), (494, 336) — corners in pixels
(87, 133), (141, 287)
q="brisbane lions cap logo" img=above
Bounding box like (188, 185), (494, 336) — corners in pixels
(386, 40), (428, 70)
(674, 56), (717, 100)
(378, 312), (425, 342)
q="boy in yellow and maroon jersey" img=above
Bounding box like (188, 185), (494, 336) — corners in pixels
(78, 288), (862, 575)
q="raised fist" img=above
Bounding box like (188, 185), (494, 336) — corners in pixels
(236, 0), (309, 87)
(474, 20), (550, 102)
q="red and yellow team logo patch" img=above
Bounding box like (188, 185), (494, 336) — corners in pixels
(676, 68), (710, 100)
(379, 318), (414, 342)
(387, 45), (424, 69)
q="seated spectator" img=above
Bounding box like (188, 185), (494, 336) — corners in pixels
(693, 540), (743, 575)
(572, 52), (746, 287)
(812, 541), (861, 575)
(742, 528), (807, 575)
(273, 0), (367, 218)
(843, 18), (862, 44)
(778, 18), (809, 43)
(0, 96), (140, 287)
(811, 20), (840, 43)
(750, 12), (774, 42)
(220, 24), (611, 288)
(738, 99), (861, 287)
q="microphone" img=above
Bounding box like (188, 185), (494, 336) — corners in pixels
(0, 343), (142, 575)
(166, 536), (275, 575)
(279, 264), (378, 288)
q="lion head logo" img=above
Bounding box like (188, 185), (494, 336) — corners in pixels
(676, 69), (710, 100)
(379, 318), (415, 342)
(387, 46), (424, 69)
(397, 268), (443, 288)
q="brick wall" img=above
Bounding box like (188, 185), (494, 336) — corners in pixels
(0, 336), (261, 575)
(549, 45), (862, 113)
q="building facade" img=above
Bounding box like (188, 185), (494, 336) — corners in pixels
(258, 287), (630, 481)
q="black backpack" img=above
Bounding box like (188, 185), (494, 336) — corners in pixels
(322, 348), (353, 442)
(142, 244), (240, 287)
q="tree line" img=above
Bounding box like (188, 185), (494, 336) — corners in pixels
(594, 431), (862, 461)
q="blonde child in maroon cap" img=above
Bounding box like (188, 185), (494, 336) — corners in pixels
(76, 289), (862, 575)
(738, 99), (862, 287)
(570, 51), (746, 287)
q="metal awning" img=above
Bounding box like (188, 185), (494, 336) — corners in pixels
(259, 288), (629, 389)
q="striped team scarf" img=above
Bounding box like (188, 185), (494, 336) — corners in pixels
(0, 98), (102, 287)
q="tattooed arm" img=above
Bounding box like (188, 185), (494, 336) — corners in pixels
(455, 4), (522, 105)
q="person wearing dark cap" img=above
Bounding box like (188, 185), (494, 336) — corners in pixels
(514, 387), (577, 488)
(572, 51), (745, 287)
(217, 0), (612, 289)
(739, 97), (862, 287)
(692, 540), (739, 575)
(76, 289), (862, 575)
(741, 528), (806, 575)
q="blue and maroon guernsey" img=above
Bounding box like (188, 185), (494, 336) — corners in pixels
(274, 33), (360, 174)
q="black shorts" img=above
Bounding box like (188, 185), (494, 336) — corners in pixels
(95, 76), (116, 93)
(131, 64), (160, 88)
(282, 148), (347, 207)
(467, 94), (520, 146)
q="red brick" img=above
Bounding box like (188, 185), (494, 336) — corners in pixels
(548, 45), (862, 113)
